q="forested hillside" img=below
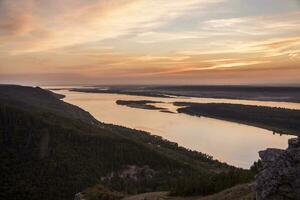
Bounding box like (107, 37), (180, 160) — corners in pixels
(0, 85), (253, 200)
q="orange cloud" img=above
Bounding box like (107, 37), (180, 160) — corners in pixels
(0, 0), (37, 41)
(0, 0), (299, 85)
(255, 37), (300, 50)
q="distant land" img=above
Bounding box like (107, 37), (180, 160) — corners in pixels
(174, 102), (300, 137)
(71, 87), (172, 98)
(70, 85), (300, 103)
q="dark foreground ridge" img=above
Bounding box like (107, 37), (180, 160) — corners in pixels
(174, 102), (300, 136)
(0, 85), (253, 200)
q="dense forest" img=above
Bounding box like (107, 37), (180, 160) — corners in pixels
(0, 85), (254, 200)
(175, 102), (300, 136)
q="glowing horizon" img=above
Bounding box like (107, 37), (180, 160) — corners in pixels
(0, 0), (300, 85)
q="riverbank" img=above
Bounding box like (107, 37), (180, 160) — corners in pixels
(175, 102), (300, 136)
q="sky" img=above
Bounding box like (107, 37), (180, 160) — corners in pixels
(0, 0), (300, 86)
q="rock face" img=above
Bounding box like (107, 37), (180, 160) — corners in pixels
(101, 165), (156, 182)
(74, 193), (85, 200)
(254, 137), (300, 200)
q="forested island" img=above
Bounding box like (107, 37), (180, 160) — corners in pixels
(116, 100), (164, 110)
(174, 102), (300, 136)
(116, 99), (300, 136)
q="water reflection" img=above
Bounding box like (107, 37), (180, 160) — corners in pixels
(56, 90), (294, 169)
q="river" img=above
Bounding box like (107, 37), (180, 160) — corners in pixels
(55, 89), (295, 169)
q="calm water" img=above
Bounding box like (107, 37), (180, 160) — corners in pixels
(55, 90), (295, 169)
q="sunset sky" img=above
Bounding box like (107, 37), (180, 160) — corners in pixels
(0, 0), (300, 85)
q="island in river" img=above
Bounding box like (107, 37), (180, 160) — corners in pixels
(116, 100), (164, 110)
(116, 100), (174, 113)
(113, 99), (300, 136)
(174, 102), (300, 136)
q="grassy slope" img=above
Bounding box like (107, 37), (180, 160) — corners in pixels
(121, 184), (253, 200)
(198, 184), (253, 200)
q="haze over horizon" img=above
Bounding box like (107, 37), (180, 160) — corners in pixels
(1, 0), (300, 86)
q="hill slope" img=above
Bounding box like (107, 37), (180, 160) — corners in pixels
(0, 85), (98, 125)
(121, 184), (253, 200)
(0, 85), (253, 200)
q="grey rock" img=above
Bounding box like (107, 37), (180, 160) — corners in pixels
(74, 192), (85, 200)
(254, 137), (300, 200)
(288, 137), (300, 149)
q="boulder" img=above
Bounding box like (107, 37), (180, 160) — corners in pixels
(254, 137), (300, 200)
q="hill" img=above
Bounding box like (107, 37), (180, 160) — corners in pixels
(0, 85), (253, 200)
(0, 85), (98, 125)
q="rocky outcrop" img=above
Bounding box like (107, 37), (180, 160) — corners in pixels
(74, 193), (85, 200)
(101, 165), (156, 182)
(254, 137), (300, 200)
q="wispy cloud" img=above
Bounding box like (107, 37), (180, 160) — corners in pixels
(253, 37), (300, 50)
(203, 12), (300, 36)
(0, 0), (300, 85)
(0, 0), (224, 54)
(135, 31), (205, 44)
(135, 55), (190, 62)
(145, 61), (271, 76)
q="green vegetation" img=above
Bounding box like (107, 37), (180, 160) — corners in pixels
(0, 85), (254, 200)
(0, 104), (191, 200)
(79, 185), (124, 200)
(175, 102), (300, 136)
(198, 183), (253, 200)
(0, 85), (98, 125)
(121, 183), (253, 200)
(170, 170), (254, 196)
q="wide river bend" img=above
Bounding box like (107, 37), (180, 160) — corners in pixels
(56, 89), (297, 169)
